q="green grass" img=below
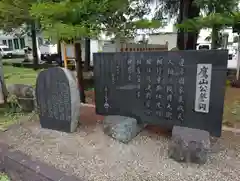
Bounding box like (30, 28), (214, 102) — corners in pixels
(2, 58), (23, 64)
(0, 173), (10, 181)
(0, 107), (27, 131)
(3, 65), (40, 86)
(0, 65), (39, 131)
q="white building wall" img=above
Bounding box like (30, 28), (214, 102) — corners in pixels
(148, 29), (237, 51)
(0, 31), (44, 55)
(60, 39), (102, 66)
(148, 33), (177, 50)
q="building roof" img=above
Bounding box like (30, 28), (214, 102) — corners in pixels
(149, 32), (178, 36)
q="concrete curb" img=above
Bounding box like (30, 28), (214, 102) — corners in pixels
(222, 126), (240, 134)
(0, 142), (82, 181)
(80, 103), (95, 108)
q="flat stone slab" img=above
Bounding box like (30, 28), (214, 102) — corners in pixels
(103, 115), (144, 143)
(169, 126), (210, 164)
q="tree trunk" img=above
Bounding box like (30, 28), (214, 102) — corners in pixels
(211, 26), (219, 49)
(74, 42), (86, 103)
(83, 38), (91, 72)
(177, 0), (185, 50)
(31, 21), (39, 70)
(57, 39), (62, 66)
(177, 0), (200, 50)
(186, 32), (196, 50)
(185, 0), (200, 50)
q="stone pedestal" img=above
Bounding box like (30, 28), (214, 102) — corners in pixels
(103, 115), (144, 143)
(169, 126), (210, 164)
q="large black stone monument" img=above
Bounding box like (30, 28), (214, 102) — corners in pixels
(35, 67), (81, 132)
(93, 50), (228, 137)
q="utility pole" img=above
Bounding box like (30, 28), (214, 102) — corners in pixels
(236, 34), (240, 80)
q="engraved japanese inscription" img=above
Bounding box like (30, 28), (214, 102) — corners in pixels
(165, 58), (175, 120)
(176, 57), (185, 122)
(136, 59), (141, 99)
(127, 58), (133, 81)
(94, 50), (228, 137)
(155, 57), (164, 117)
(144, 58), (153, 116)
(194, 64), (212, 113)
(36, 67), (80, 133)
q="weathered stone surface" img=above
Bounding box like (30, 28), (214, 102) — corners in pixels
(169, 126), (210, 164)
(94, 51), (228, 137)
(7, 84), (35, 112)
(0, 55), (8, 103)
(103, 115), (143, 143)
(36, 67), (80, 133)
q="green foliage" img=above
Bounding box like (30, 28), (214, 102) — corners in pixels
(177, 13), (235, 31)
(176, 0), (239, 32)
(30, 0), (160, 39)
(0, 0), (35, 32)
(133, 19), (163, 29)
(0, 0), (161, 40)
(0, 173), (10, 181)
(194, 0), (239, 13)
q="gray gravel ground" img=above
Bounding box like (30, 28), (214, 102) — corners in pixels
(2, 121), (240, 181)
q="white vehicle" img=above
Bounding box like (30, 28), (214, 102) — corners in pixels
(196, 43), (237, 70)
(40, 43), (58, 60)
(0, 45), (14, 58)
(196, 43), (211, 50)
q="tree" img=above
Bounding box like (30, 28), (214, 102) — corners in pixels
(84, 38), (91, 72)
(176, 0), (239, 49)
(0, 0), (40, 69)
(195, 0), (238, 49)
(177, 12), (237, 49)
(145, 0), (201, 49)
(147, 0), (238, 50)
(31, 0), (161, 103)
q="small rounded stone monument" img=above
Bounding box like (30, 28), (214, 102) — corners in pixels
(35, 67), (81, 133)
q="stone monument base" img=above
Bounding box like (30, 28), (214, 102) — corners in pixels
(103, 115), (144, 143)
(40, 117), (77, 133)
(169, 126), (210, 164)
